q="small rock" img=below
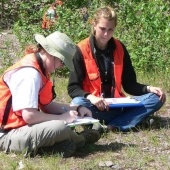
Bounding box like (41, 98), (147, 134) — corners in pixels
(98, 160), (114, 167)
(111, 164), (121, 169)
(17, 160), (25, 170)
(1, 32), (8, 35)
(99, 161), (105, 167)
(105, 161), (114, 167)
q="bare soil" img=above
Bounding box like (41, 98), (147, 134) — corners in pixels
(0, 30), (21, 68)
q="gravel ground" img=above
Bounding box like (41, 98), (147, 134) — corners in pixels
(0, 30), (21, 68)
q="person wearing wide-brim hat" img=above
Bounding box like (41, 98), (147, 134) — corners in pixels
(0, 31), (100, 158)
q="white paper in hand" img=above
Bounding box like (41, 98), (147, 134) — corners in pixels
(67, 116), (99, 127)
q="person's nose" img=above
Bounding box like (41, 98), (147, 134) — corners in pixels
(104, 31), (109, 36)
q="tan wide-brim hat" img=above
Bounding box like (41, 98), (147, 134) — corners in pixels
(35, 31), (76, 71)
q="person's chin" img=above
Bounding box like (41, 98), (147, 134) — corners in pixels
(100, 40), (107, 46)
(103, 38), (109, 43)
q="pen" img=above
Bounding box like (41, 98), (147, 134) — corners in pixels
(62, 107), (67, 125)
(100, 93), (107, 110)
(62, 107), (67, 112)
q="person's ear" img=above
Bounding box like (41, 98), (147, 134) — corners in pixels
(39, 48), (45, 54)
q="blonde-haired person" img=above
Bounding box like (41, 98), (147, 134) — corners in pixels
(0, 31), (100, 158)
(68, 6), (166, 132)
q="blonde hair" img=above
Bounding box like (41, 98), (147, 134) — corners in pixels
(91, 6), (117, 34)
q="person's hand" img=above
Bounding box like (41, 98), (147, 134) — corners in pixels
(87, 94), (109, 111)
(77, 106), (92, 118)
(149, 86), (166, 103)
(61, 110), (78, 123)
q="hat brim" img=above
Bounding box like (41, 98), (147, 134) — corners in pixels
(35, 34), (74, 71)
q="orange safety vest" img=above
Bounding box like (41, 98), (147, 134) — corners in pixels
(0, 54), (54, 131)
(56, 0), (63, 5)
(77, 37), (125, 98)
(42, 6), (57, 29)
(41, 1), (63, 29)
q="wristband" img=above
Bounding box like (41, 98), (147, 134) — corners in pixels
(76, 105), (83, 115)
(147, 86), (151, 92)
(84, 93), (90, 98)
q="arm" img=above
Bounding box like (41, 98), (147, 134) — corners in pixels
(7, 67), (91, 125)
(121, 43), (166, 102)
(22, 108), (78, 124)
(43, 102), (92, 118)
(67, 46), (109, 111)
(121, 43), (148, 95)
(67, 46), (90, 98)
(22, 102), (92, 125)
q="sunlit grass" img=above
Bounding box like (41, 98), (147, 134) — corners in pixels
(54, 76), (71, 104)
(0, 31), (170, 170)
(0, 65), (169, 170)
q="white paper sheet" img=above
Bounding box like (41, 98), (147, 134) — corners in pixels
(67, 116), (99, 127)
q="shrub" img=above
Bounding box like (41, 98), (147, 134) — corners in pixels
(0, 0), (170, 74)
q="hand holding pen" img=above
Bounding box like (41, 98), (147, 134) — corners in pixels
(62, 107), (78, 123)
(61, 105), (92, 123)
(100, 93), (109, 111)
(86, 93), (109, 111)
(76, 105), (92, 118)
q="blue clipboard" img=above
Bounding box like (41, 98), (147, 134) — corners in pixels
(108, 102), (144, 108)
(105, 98), (144, 108)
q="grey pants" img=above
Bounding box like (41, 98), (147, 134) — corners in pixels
(0, 120), (85, 155)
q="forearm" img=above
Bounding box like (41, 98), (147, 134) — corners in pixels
(68, 46), (87, 98)
(22, 102), (92, 125)
(121, 43), (148, 95)
(22, 108), (66, 124)
(123, 82), (148, 95)
(42, 102), (78, 114)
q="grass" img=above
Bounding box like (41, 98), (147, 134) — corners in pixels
(0, 32), (170, 170)
(0, 74), (169, 170)
(1, 127), (170, 169)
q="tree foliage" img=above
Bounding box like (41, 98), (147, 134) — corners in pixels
(0, 0), (170, 74)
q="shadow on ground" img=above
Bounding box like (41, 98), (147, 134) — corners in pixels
(73, 142), (136, 158)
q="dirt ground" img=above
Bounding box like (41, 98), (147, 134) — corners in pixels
(0, 30), (21, 68)
(0, 30), (19, 49)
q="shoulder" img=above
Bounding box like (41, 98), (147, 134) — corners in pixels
(10, 67), (41, 81)
(111, 38), (128, 53)
(18, 68), (41, 81)
(77, 37), (90, 46)
(5, 67), (42, 92)
(4, 67), (40, 81)
(114, 38), (127, 48)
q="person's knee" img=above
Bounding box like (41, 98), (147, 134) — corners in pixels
(151, 93), (164, 104)
(147, 93), (164, 110)
(156, 97), (164, 110)
(46, 120), (66, 134)
(40, 121), (73, 144)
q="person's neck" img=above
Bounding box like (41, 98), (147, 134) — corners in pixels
(94, 39), (107, 50)
(38, 52), (47, 69)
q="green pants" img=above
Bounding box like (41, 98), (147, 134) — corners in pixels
(0, 120), (84, 156)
